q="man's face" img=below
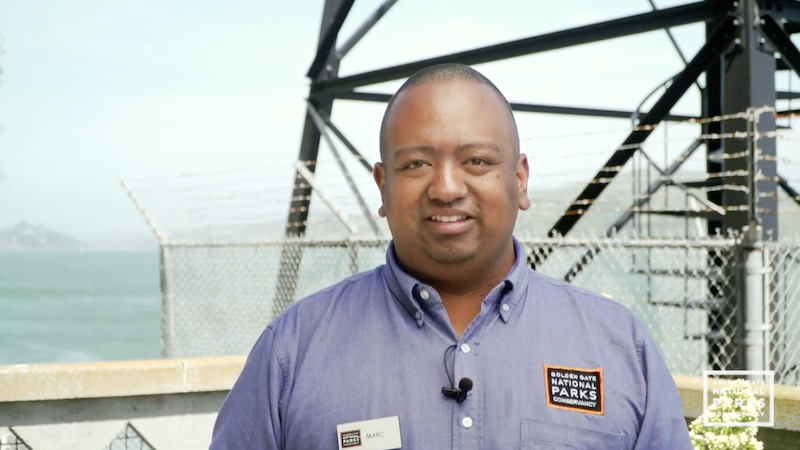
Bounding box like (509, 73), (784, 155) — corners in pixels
(374, 79), (530, 268)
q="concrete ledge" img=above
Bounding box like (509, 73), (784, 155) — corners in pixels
(2, 357), (799, 434)
(0, 356), (246, 402)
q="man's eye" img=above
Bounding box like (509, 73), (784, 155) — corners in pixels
(468, 158), (488, 165)
(404, 161), (426, 169)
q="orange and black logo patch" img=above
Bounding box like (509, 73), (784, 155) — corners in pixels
(544, 365), (604, 415)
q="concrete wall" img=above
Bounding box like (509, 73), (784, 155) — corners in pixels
(0, 357), (242, 449)
(1, 358), (799, 449)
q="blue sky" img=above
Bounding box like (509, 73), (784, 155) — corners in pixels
(2, 0), (800, 246)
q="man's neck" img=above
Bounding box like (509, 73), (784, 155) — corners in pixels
(398, 241), (517, 337)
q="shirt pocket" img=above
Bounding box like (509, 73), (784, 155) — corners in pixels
(520, 418), (627, 450)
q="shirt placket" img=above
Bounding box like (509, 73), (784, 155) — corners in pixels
(451, 338), (481, 450)
(450, 284), (509, 450)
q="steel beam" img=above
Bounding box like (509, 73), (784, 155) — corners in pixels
(293, 160), (360, 235)
(667, 178), (723, 188)
(703, 6), (729, 372)
(649, 0), (691, 65)
(760, 14), (800, 80)
(722, 10), (778, 239)
(778, 90), (800, 99)
(785, 21), (800, 34)
(779, 175), (800, 207)
(704, 9), (725, 241)
(546, 16), (739, 240)
(314, 1), (728, 94)
(306, 102), (382, 235)
(336, 0), (400, 59)
(556, 138), (703, 281)
(703, 1), (781, 373)
(307, 0), (355, 79)
(275, 0), (349, 317)
(324, 119), (374, 173)
(331, 90), (699, 121)
(507, 102), (696, 121)
(758, 0), (800, 23)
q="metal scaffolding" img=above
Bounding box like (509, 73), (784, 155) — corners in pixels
(277, 0), (800, 373)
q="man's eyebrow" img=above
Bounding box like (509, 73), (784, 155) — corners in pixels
(393, 145), (436, 158)
(456, 142), (501, 153)
(393, 143), (500, 158)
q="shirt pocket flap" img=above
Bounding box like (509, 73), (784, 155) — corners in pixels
(521, 418), (627, 450)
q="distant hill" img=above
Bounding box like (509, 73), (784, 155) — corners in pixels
(0, 222), (87, 251)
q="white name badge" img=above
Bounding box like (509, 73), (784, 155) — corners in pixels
(336, 415), (402, 450)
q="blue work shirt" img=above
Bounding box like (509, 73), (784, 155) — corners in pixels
(210, 237), (691, 449)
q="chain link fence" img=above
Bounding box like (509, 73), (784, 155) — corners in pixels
(766, 242), (800, 385)
(158, 233), (800, 386)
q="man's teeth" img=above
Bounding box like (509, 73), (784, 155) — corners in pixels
(431, 215), (467, 222)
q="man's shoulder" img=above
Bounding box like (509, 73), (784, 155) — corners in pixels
(525, 270), (645, 329)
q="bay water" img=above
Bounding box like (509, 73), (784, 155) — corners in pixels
(0, 251), (161, 365)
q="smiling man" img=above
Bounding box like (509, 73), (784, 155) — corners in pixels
(210, 63), (692, 450)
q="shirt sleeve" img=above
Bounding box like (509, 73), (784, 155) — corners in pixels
(209, 326), (285, 450)
(633, 329), (693, 450)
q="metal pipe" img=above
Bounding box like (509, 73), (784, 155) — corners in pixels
(743, 224), (771, 371)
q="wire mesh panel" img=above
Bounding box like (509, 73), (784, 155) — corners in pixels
(768, 242), (800, 386)
(154, 232), (800, 388)
(0, 428), (32, 450)
(161, 239), (388, 358)
(102, 423), (156, 450)
(525, 236), (741, 376)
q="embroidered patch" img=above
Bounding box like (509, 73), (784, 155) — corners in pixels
(340, 430), (361, 448)
(544, 364), (604, 415)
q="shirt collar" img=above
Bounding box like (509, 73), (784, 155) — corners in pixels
(383, 237), (530, 327)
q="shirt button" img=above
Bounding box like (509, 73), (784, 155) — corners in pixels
(414, 311), (422, 320)
(419, 289), (430, 300)
(502, 304), (510, 312)
(460, 343), (471, 354)
(462, 416), (473, 428)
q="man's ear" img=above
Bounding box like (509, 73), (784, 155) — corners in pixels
(516, 154), (531, 211)
(373, 162), (387, 218)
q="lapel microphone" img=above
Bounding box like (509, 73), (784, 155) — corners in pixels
(441, 345), (473, 403)
(442, 377), (473, 403)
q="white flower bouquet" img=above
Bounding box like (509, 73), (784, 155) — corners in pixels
(688, 379), (765, 450)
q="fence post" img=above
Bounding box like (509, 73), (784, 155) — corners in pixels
(272, 242), (302, 320)
(347, 240), (358, 275)
(159, 245), (174, 358)
(742, 224), (772, 372)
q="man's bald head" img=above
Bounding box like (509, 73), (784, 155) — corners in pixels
(379, 63), (519, 161)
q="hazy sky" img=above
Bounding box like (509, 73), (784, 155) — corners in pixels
(2, 0), (800, 245)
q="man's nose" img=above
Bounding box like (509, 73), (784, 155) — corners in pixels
(427, 163), (468, 203)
